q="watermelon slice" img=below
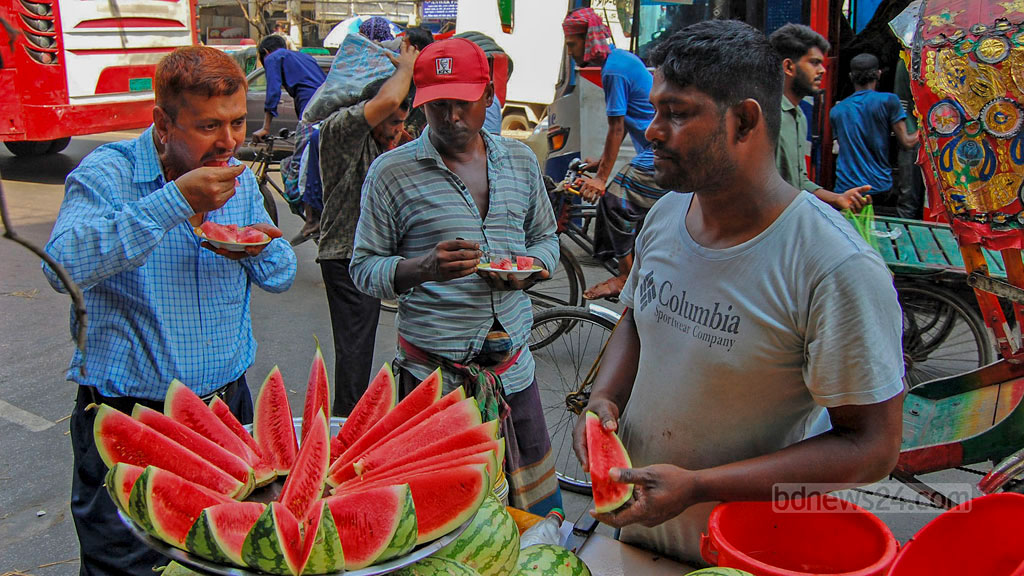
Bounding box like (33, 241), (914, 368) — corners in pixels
(299, 500), (346, 575)
(325, 485), (417, 569)
(93, 404), (246, 498)
(128, 466), (232, 550)
(104, 462), (145, 516)
(330, 396), (480, 486)
(201, 221), (238, 243)
(164, 380), (266, 472)
(344, 419), (498, 484)
(186, 501), (266, 567)
(254, 366), (298, 475)
(300, 339), (330, 443)
(209, 396), (277, 487)
(344, 437), (504, 489)
(236, 227), (270, 244)
(132, 405), (255, 497)
(492, 257), (513, 270)
(586, 411), (633, 514)
(516, 256), (535, 270)
(241, 502), (305, 576)
(279, 412), (329, 522)
(332, 363), (397, 456)
(343, 463), (490, 544)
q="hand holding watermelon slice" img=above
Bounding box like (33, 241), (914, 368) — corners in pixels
(196, 220), (282, 258)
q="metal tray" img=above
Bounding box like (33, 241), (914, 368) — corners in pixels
(119, 416), (474, 575)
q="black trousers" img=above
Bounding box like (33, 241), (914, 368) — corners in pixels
(321, 258), (380, 416)
(70, 376), (252, 576)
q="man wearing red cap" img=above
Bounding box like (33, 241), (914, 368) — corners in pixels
(350, 38), (564, 516)
(562, 8), (669, 301)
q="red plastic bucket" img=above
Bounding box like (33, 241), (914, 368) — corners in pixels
(886, 493), (1024, 576)
(700, 495), (898, 576)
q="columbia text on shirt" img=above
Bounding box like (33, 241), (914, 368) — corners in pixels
(42, 127), (297, 400)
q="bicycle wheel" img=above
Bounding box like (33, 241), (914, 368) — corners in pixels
(526, 242), (585, 313)
(259, 183), (280, 226)
(530, 306), (617, 494)
(898, 281), (994, 386)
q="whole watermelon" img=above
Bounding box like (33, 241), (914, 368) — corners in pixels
(516, 544), (591, 576)
(435, 495), (519, 576)
(395, 556), (481, 576)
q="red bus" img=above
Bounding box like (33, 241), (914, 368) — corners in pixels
(0, 0), (198, 156)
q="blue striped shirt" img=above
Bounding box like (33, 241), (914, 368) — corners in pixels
(350, 128), (558, 394)
(42, 127), (297, 400)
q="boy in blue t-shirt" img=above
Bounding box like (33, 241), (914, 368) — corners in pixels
(562, 8), (669, 300)
(829, 53), (918, 203)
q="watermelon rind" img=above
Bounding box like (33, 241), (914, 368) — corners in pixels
(376, 484), (418, 564)
(516, 544), (592, 576)
(298, 501), (345, 575)
(325, 484), (416, 569)
(158, 561), (207, 576)
(129, 466), (230, 550)
(585, 411), (633, 514)
(394, 557), (481, 576)
(241, 502), (303, 576)
(435, 495), (520, 576)
(105, 462), (144, 516)
(185, 501), (266, 567)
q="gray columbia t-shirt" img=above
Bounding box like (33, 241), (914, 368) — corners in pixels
(617, 191), (905, 564)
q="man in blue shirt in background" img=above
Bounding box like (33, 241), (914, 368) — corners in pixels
(43, 46), (296, 575)
(830, 53), (919, 205)
(562, 8), (668, 300)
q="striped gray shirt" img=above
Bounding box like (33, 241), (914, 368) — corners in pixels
(350, 127), (558, 394)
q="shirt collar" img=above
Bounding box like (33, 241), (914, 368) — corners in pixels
(133, 126), (167, 184)
(781, 96), (797, 112)
(414, 125), (509, 167)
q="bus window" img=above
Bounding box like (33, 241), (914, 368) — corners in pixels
(633, 0), (771, 62)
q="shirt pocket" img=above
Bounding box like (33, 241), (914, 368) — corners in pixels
(501, 200), (528, 256)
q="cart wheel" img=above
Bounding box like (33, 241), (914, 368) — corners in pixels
(526, 242), (585, 314)
(259, 183), (280, 226)
(898, 281), (994, 387)
(530, 306), (618, 494)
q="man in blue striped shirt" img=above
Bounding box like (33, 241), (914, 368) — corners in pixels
(350, 38), (563, 515)
(42, 46), (296, 575)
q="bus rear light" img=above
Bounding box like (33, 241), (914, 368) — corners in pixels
(24, 46), (56, 65)
(548, 126), (569, 152)
(25, 32), (54, 50)
(19, 13), (53, 34)
(19, 0), (52, 17)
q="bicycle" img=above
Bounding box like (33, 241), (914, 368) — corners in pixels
(238, 128), (295, 228)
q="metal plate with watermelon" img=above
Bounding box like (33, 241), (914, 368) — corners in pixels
(117, 417), (478, 576)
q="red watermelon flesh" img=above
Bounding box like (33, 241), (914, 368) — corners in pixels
(343, 419), (498, 484)
(93, 404), (246, 498)
(343, 463), (490, 544)
(236, 227), (269, 244)
(208, 397), (277, 487)
(242, 502), (305, 576)
(325, 485), (416, 569)
(516, 256), (535, 270)
(329, 370), (447, 472)
(328, 394), (478, 486)
(339, 450), (499, 496)
(493, 258), (514, 270)
(190, 501), (266, 566)
(200, 221), (239, 242)
(300, 340), (330, 443)
(137, 466), (233, 549)
(105, 462), (145, 515)
(279, 412), (329, 522)
(164, 380), (263, 469)
(586, 411), (634, 514)
(132, 405), (255, 495)
(254, 366), (298, 475)
(332, 363), (397, 455)
(330, 435), (344, 463)
(343, 437), (502, 488)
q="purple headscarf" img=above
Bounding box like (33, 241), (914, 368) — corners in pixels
(359, 16), (394, 43)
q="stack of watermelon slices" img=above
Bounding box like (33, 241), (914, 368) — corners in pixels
(95, 342), (507, 575)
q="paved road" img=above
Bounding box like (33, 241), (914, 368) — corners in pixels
(0, 131), (977, 575)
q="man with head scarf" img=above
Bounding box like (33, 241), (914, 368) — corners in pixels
(359, 16), (395, 43)
(562, 8), (668, 301)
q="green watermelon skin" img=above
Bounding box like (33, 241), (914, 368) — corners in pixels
(105, 462), (144, 516)
(185, 501), (265, 567)
(241, 502), (304, 576)
(436, 495), (520, 576)
(394, 557), (481, 576)
(377, 484), (418, 564)
(298, 501), (345, 575)
(158, 561), (206, 576)
(516, 544), (592, 576)
(128, 466), (231, 550)
(324, 484), (417, 569)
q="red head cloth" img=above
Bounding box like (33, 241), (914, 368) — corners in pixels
(413, 38), (491, 107)
(562, 7), (612, 67)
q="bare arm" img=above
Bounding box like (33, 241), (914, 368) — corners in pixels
(893, 120), (919, 150)
(364, 41), (419, 128)
(578, 116), (627, 201)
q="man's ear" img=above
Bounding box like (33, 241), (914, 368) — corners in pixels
(732, 99), (763, 142)
(782, 57), (796, 78)
(153, 106), (171, 146)
(484, 83), (495, 107)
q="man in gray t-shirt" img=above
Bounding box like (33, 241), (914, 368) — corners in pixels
(572, 21), (904, 565)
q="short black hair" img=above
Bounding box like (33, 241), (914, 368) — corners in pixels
(258, 34), (287, 65)
(768, 23), (830, 64)
(404, 26), (434, 51)
(360, 76), (415, 111)
(849, 53), (880, 86)
(649, 20), (783, 144)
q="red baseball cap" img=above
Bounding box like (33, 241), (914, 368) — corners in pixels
(413, 38), (490, 107)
